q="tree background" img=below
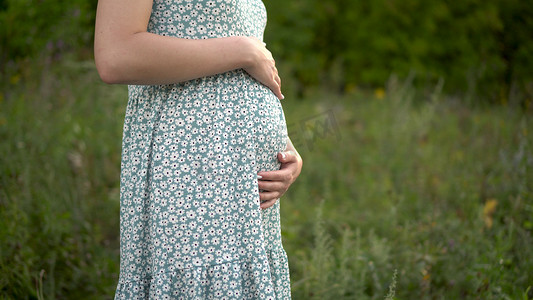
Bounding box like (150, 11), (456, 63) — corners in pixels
(1, 0), (532, 103)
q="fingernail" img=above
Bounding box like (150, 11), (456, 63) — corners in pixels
(257, 175), (262, 179)
(280, 94), (285, 100)
(280, 152), (286, 159)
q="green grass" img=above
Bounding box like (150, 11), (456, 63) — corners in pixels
(1, 57), (124, 299)
(1, 57), (532, 299)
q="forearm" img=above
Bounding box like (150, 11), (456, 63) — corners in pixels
(94, 0), (255, 85)
(95, 33), (251, 85)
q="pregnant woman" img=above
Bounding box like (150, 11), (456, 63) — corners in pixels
(94, 0), (302, 298)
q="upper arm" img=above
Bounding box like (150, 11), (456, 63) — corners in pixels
(94, 0), (153, 79)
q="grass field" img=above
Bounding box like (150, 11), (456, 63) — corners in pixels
(1, 58), (532, 299)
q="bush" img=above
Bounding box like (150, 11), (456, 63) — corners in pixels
(2, 0), (532, 103)
(0, 58), (122, 299)
(0, 0), (95, 66)
(264, 0), (533, 103)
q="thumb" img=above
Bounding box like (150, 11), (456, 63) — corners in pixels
(278, 151), (295, 162)
(277, 151), (287, 162)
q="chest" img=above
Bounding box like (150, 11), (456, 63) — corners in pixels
(149, 0), (267, 39)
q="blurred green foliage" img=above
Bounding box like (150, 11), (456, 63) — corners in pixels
(264, 0), (533, 103)
(1, 58), (124, 298)
(1, 0), (532, 103)
(0, 0), (95, 66)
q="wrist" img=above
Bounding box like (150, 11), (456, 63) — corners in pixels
(234, 36), (256, 69)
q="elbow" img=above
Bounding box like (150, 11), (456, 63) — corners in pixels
(96, 68), (119, 85)
(96, 65), (117, 85)
(94, 49), (126, 84)
(95, 59), (121, 85)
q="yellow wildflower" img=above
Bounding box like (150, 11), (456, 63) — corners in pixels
(483, 199), (498, 229)
(374, 88), (385, 100)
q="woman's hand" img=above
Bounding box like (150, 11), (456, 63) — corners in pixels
(257, 139), (302, 209)
(242, 37), (284, 100)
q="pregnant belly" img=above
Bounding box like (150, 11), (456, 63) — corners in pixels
(238, 74), (288, 173)
(146, 70), (287, 178)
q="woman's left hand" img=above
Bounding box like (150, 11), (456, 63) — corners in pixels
(257, 140), (302, 209)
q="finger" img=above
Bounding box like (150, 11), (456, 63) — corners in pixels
(263, 70), (282, 100)
(272, 67), (284, 100)
(275, 73), (281, 89)
(260, 198), (278, 209)
(259, 191), (280, 201)
(258, 180), (287, 192)
(271, 78), (283, 100)
(258, 168), (292, 181)
(274, 88), (284, 100)
(278, 151), (297, 163)
(268, 65), (283, 99)
(264, 79), (282, 101)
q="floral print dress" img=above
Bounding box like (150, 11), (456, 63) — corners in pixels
(113, 0), (291, 299)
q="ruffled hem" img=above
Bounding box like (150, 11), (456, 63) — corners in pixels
(114, 248), (290, 300)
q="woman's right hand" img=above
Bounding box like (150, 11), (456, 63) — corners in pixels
(241, 37), (284, 100)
